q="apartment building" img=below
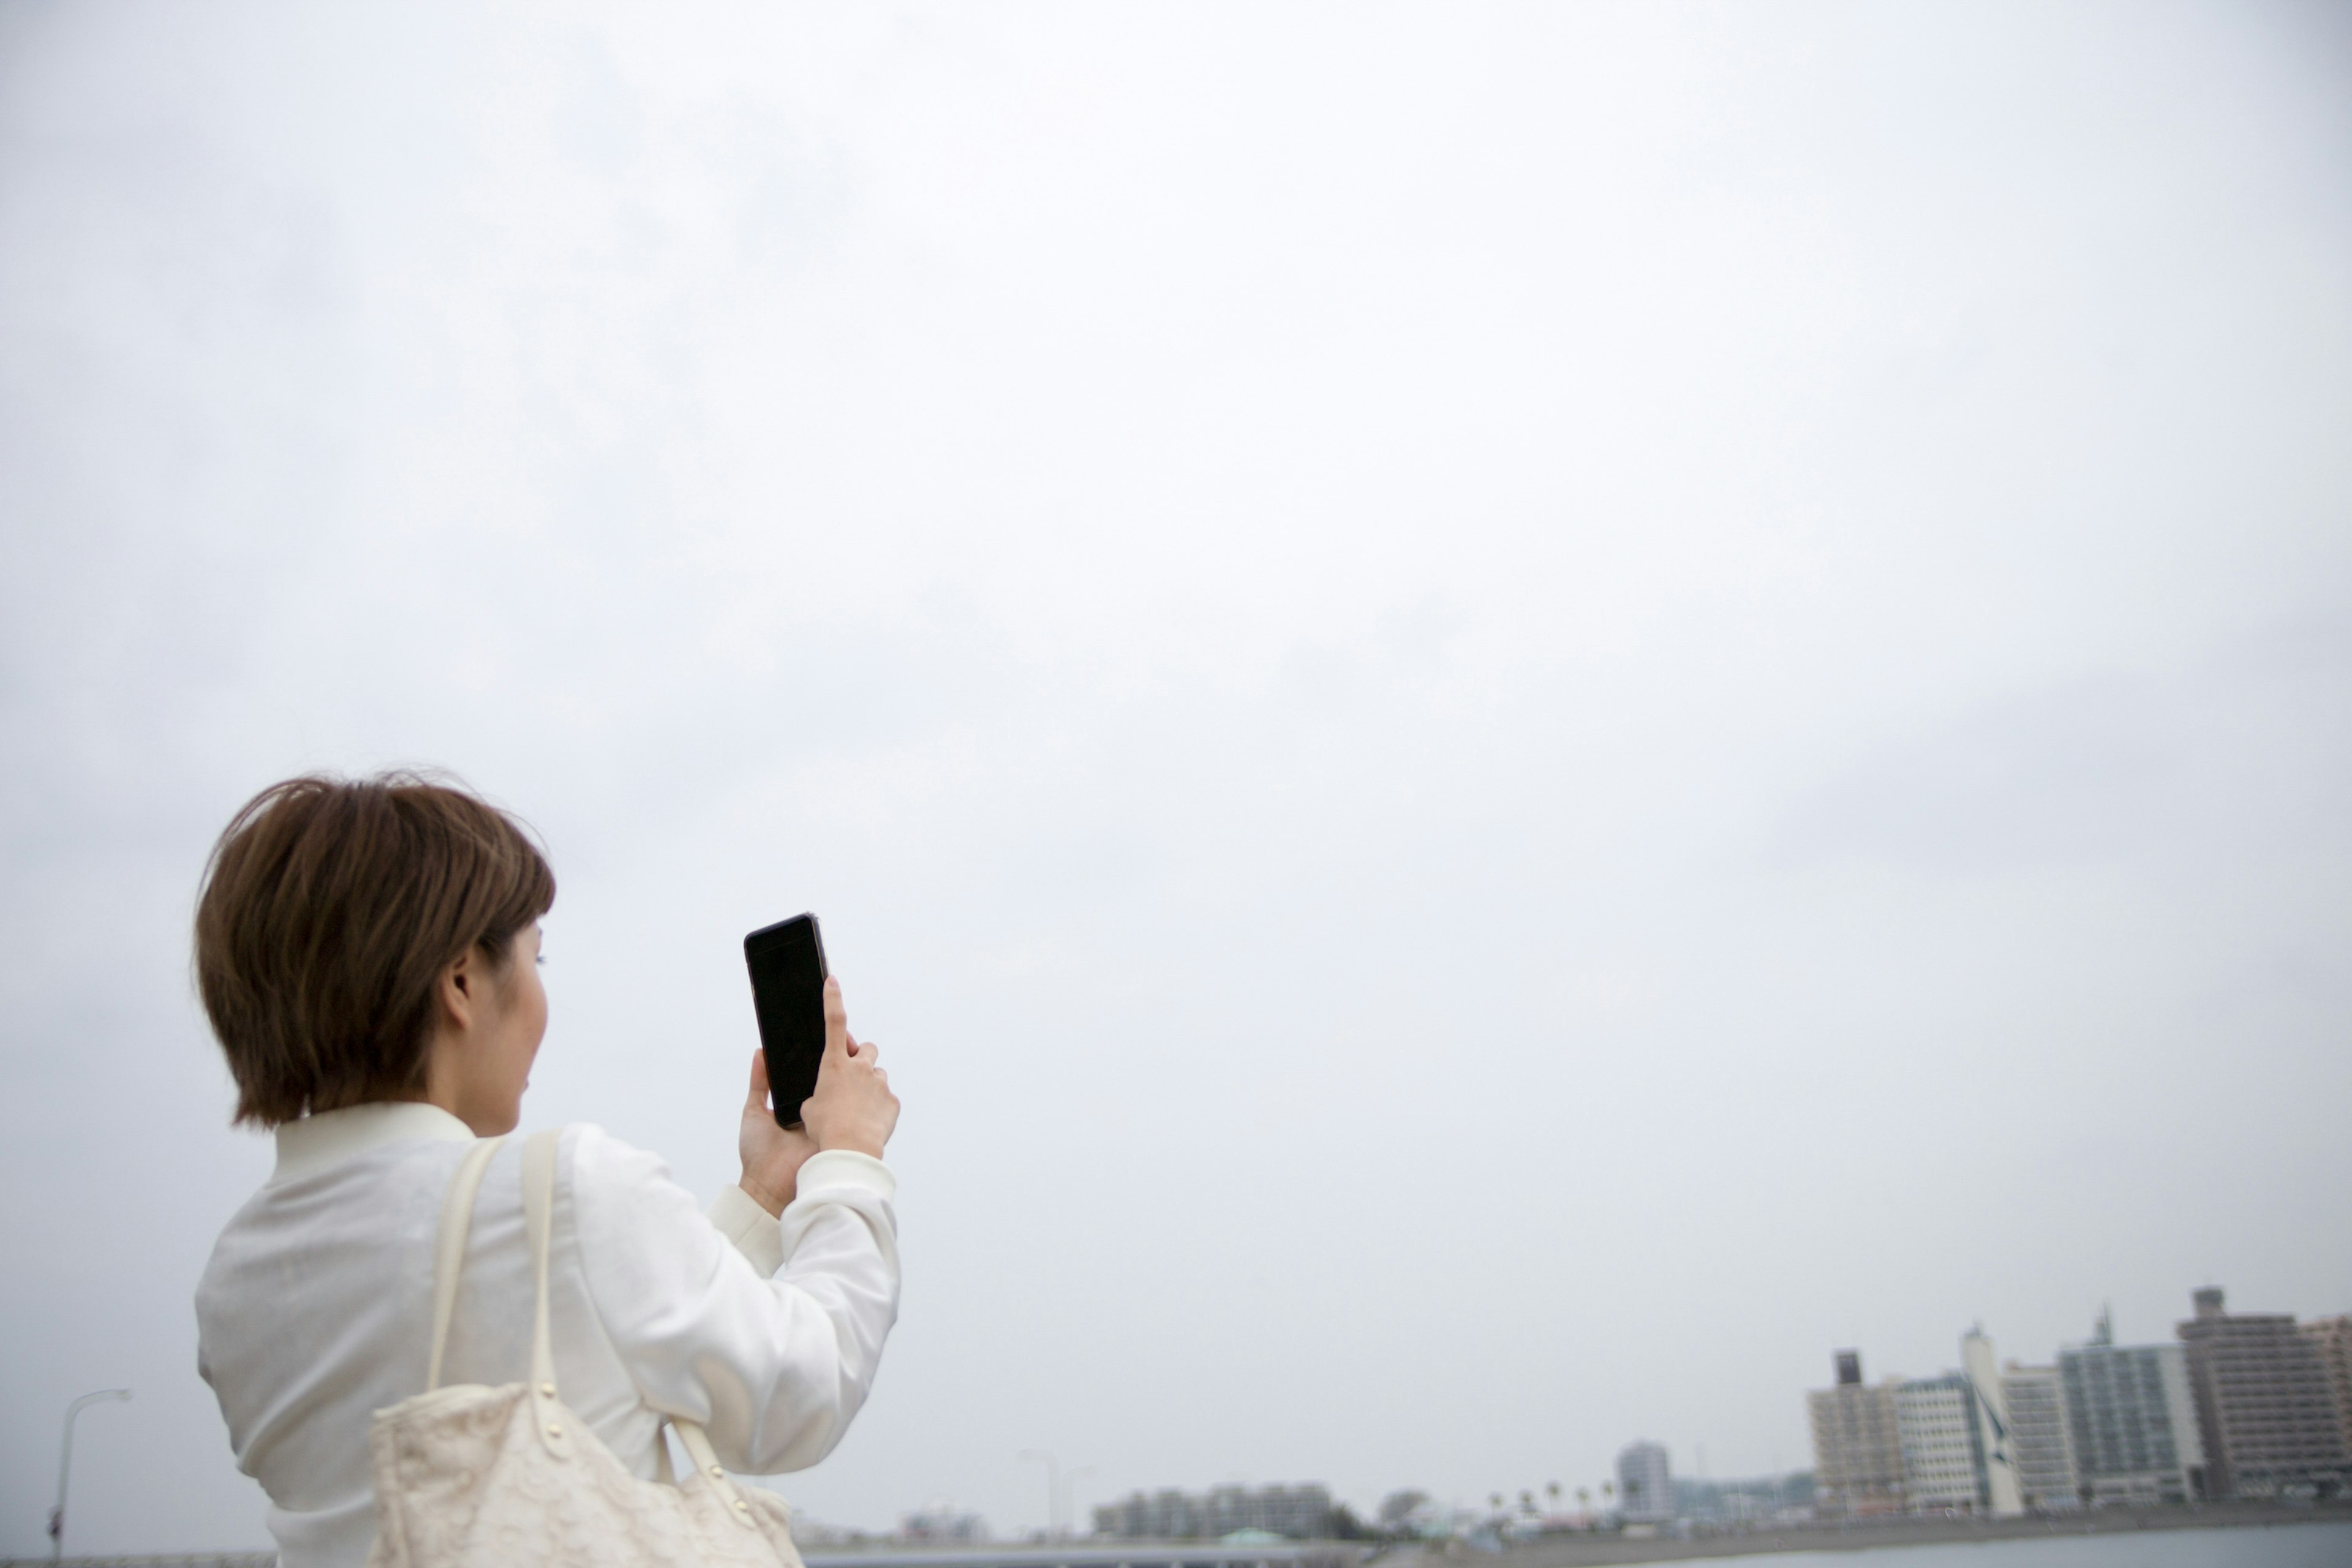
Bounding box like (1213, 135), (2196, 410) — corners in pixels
(1895, 1375), (1983, 1513)
(2058, 1310), (2206, 1505)
(2177, 1287), (2350, 1499)
(2305, 1315), (2352, 1452)
(1615, 1441), (1673, 1525)
(1807, 1351), (1906, 1516)
(2000, 1363), (2078, 1511)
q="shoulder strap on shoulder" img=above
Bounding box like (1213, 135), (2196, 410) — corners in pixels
(521, 1127), (571, 1457)
(426, 1135), (508, 1391)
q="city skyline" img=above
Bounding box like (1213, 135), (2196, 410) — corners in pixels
(1811, 1286), (2348, 1519)
(854, 1281), (2349, 1542)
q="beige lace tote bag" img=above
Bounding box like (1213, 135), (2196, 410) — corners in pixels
(364, 1129), (805, 1568)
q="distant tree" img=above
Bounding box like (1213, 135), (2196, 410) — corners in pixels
(1329, 1504), (1369, 1541)
(1487, 1493), (1503, 1515)
(1546, 1482), (1561, 1509)
(1602, 1482), (1615, 1509)
(1376, 1490), (1427, 1536)
(1518, 1491), (1534, 1515)
(1576, 1487), (1590, 1512)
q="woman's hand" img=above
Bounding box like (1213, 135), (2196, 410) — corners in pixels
(736, 978), (899, 1218)
(801, 977), (899, 1160)
(739, 1052), (818, 1219)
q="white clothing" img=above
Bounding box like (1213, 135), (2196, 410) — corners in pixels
(195, 1103), (899, 1568)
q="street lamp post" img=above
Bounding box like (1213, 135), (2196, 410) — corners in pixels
(1018, 1450), (1061, 1540)
(50, 1389), (132, 1562)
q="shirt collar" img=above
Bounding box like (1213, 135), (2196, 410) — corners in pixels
(272, 1101), (477, 1185)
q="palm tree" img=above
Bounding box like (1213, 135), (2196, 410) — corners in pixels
(1575, 1487), (1590, 1512)
(1518, 1491), (1534, 1516)
(1487, 1493), (1503, 1517)
(1546, 1482), (1562, 1510)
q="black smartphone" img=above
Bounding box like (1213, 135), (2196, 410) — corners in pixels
(744, 913), (829, 1128)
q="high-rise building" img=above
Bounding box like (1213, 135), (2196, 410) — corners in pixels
(2058, 1308), (2204, 1506)
(1894, 1331), (2031, 1517)
(2000, 1363), (2078, 1511)
(1896, 1376), (1982, 1513)
(1960, 1330), (2024, 1517)
(1615, 1441), (1673, 1525)
(2177, 1287), (2350, 1499)
(2305, 1316), (2352, 1453)
(1807, 1351), (1905, 1517)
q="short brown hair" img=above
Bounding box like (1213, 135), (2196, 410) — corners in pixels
(195, 772), (556, 1126)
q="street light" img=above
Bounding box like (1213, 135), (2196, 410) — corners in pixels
(1018, 1450), (1061, 1540)
(50, 1389), (132, 1562)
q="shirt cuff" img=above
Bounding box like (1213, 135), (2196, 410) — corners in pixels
(793, 1149), (896, 1203)
(706, 1182), (786, 1278)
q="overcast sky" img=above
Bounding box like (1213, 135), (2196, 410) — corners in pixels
(4, 0), (2350, 1555)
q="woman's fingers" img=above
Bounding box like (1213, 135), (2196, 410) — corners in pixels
(745, 1050), (771, 1112)
(802, 998), (900, 1158)
(822, 976), (850, 1061)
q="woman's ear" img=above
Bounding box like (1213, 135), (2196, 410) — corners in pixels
(436, 948), (479, 1037)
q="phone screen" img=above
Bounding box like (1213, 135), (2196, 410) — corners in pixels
(744, 913), (829, 1128)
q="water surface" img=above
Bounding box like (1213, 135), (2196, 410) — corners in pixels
(1715, 1523), (2351, 1568)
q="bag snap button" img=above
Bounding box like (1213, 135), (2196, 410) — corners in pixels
(546, 1423), (563, 1438)
(541, 1383), (557, 1397)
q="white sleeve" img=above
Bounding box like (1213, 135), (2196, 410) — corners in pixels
(706, 1183), (789, 1276)
(566, 1125), (900, 1474)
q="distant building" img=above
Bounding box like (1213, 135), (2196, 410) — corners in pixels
(1893, 1331), (2027, 1517)
(1896, 1375), (1984, 1513)
(1093, 1485), (1334, 1541)
(1673, 1472), (1813, 1526)
(1959, 1330), (2024, 1517)
(1615, 1441), (1673, 1525)
(1204, 1486), (1332, 1540)
(1807, 1351), (1906, 1516)
(2000, 1363), (2079, 1511)
(2059, 1308), (2206, 1506)
(786, 1513), (858, 1549)
(1095, 1490), (1196, 1540)
(2177, 1287), (2350, 1499)
(899, 1502), (989, 1543)
(2305, 1316), (2352, 1453)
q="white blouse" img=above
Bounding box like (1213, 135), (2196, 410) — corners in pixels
(195, 1102), (900, 1568)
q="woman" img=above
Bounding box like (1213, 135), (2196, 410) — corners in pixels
(192, 773), (901, 1567)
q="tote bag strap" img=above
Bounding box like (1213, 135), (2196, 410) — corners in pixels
(519, 1128), (573, 1458)
(425, 1135), (509, 1391)
(516, 1126), (766, 1528)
